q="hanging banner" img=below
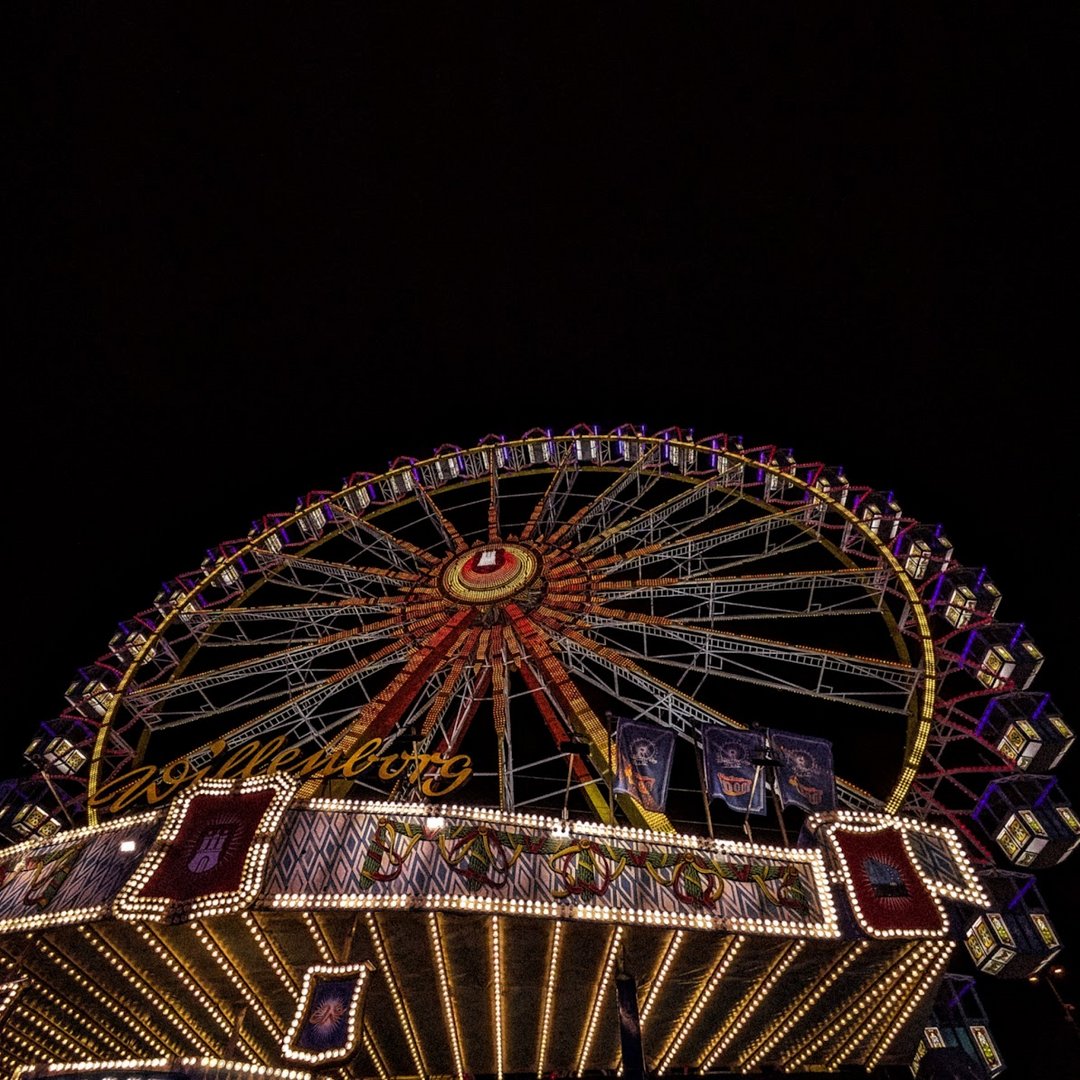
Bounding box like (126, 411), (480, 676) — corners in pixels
(283, 961), (375, 1064)
(613, 719), (676, 812)
(616, 971), (646, 1080)
(828, 824), (945, 936)
(768, 730), (836, 812)
(702, 726), (767, 815)
(113, 774), (296, 925)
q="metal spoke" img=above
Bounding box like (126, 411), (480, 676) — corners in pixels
(125, 616), (409, 713)
(178, 596), (408, 645)
(575, 604), (918, 712)
(546, 444), (662, 546)
(253, 549), (419, 596)
(592, 567), (890, 620)
(577, 473), (742, 554)
(519, 445), (578, 541)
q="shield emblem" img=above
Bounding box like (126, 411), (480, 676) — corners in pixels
(188, 825), (235, 873)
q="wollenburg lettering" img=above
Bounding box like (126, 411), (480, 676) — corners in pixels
(88, 735), (473, 814)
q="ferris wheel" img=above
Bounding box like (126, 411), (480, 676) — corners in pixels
(2, 424), (1076, 1080)
(13, 424), (1072, 873)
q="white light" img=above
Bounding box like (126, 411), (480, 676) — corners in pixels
(119, 839), (136, 853)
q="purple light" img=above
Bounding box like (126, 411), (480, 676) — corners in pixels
(1033, 694), (1049, 720)
(1032, 778), (1058, 809)
(975, 699), (996, 736)
(1006, 875), (1037, 910)
(972, 784), (996, 820)
(1010, 623), (1026, 648)
(976, 566), (988, 588)
(947, 977), (977, 1009)
(930, 574), (946, 607)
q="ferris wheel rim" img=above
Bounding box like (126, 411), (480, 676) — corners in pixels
(83, 428), (938, 826)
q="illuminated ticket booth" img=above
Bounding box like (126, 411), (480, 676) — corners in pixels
(0, 784), (996, 1077)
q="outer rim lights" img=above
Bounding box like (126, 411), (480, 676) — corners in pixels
(44, 1061), (312, 1079)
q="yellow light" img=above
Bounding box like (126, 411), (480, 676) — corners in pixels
(365, 913), (426, 1078)
(575, 925), (625, 1075)
(536, 921), (564, 1078)
(429, 911), (466, 1080)
(492, 916), (505, 1080)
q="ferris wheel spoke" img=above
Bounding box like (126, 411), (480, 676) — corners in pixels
(486, 455), (501, 542)
(546, 444), (662, 547)
(413, 481), (469, 554)
(179, 597), (410, 646)
(255, 550), (420, 597)
(295, 608), (478, 796)
(587, 503), (820, 574)
(574, 607), (917, 713)
(591, 568), (890, 622)
(125, 616), (411, 712)
(513, 656), (613, 816)
(584, 505), (818, 577)
(508, 614), (644, 825)
(336, 516), (442, 572)
(482, 626), (510, 736)
(440, 667), (492, 759)
(577, 475), (742, 555)
(378, 664), (467, 767)
(171, 634), (423, 767)
(519, 445), (579, 541)
(418, 633), (480, 737)
(551, 629), (738, 740)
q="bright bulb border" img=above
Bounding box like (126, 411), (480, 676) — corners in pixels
(281, 960), (374, 1064)
(113, 773), (296, 924)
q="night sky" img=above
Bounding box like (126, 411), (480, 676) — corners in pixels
(12, 6), (1077, 1075)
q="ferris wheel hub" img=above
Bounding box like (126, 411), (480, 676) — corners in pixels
(439, 542), (543, 605)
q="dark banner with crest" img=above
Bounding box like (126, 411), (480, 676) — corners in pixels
(702, 726), (767, 815)
(768, 730), (836, 812)
(613, 719), (676, 812)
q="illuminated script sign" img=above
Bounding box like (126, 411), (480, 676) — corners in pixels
(89, 735), (473, 816)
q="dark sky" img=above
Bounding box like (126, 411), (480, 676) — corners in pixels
(11, 5), (1077, 1075)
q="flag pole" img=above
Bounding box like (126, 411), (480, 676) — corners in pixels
(752, 732), (790, 848)
(605, 711), (616, 824)
(742, 764), (763, 842)
(695, 738), (715, 839)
